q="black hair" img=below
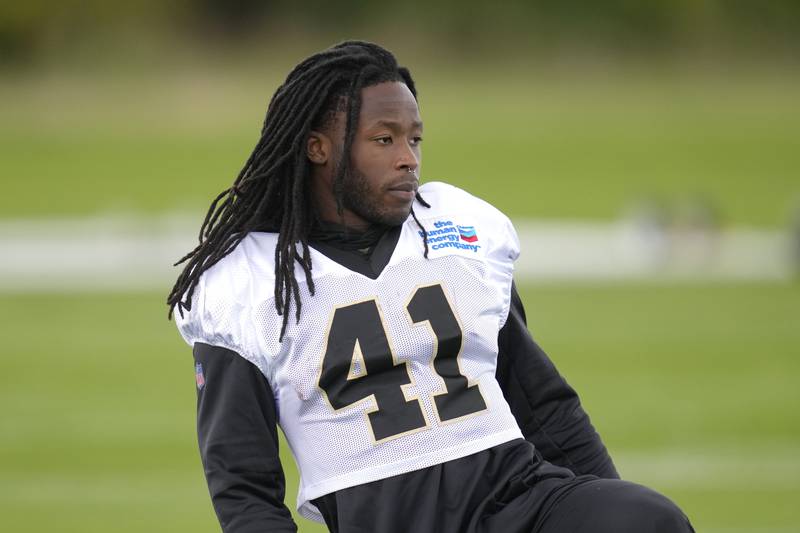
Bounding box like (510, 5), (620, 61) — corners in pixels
(167, 40), (430, 338)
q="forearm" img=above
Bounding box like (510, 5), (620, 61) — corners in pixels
(495, 282), (619, 479)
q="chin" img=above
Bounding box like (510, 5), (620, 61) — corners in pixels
(375, 207), (412, 227)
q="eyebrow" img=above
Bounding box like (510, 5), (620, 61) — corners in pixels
(371, 119), (424, 131)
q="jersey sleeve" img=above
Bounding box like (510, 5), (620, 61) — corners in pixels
(486, 207), (520, 328)
(174, 244), (272, 379)
(175, 244), (296, 530)
(194, 342), (297, 532)
(495, 281), (620, 479)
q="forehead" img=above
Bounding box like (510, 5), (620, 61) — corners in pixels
(358, 82), (421, 127)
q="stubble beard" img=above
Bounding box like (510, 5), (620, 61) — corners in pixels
(340, 167), (411, 227)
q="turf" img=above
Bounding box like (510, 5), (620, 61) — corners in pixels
(1, 72), (798, 226)
(1, 283), (798, 532)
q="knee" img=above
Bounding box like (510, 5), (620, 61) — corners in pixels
(620, 484), (694, 533)
(539, 479), (694, 533)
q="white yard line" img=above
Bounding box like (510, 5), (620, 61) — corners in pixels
(614, 447), (800, 490)
(702, 530), (800, 533)
(0, 214), (795, 291)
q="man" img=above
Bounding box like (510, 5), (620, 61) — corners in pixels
(169, 41), (693, 532)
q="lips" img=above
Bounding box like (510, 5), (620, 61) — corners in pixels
(386, 180), (418, 203)
(387, 180), (418, 194)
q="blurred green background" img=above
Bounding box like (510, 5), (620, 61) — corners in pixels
(1, 2), (799, 532)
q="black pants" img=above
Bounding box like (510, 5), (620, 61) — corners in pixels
(536, 477), (693, 532)
(314, 439), (694, 533)
(492, 476), (694, 533)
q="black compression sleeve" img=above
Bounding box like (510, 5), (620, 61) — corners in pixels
(193, 342), (298, 533)
(495, 282), (620, 479)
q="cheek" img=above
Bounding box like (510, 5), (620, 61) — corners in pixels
(353, 152), (387, 180)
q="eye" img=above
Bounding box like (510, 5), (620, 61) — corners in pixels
(375, 136), (392, 145)
(410, 136), (423, 146)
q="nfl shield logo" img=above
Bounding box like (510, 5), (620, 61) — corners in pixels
(195, 362), (205, 390)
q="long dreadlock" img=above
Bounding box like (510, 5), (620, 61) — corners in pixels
(167, 41), (431, 339)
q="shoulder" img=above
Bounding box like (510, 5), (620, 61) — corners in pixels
(202, 232), (278, 294)
(416, 181), (519, 261)
(418, 181), (504, 216)
(194, 232), (278, 312)
(174, 232), (279, 356)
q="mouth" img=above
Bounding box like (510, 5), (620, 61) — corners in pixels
(387, 179), (418, 194)
(386, 180), (418, 203)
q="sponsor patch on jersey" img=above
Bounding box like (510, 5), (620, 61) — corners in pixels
(458, 225), (478, 242)
(418, 219), (481, 253)
(195, 362), (205, 390)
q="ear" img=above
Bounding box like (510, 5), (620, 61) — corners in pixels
(307, 131), (331, 165)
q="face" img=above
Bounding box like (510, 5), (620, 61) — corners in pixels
(309, 81), (423, 230)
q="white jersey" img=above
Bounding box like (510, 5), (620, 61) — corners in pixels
(176, 182), (524, 522)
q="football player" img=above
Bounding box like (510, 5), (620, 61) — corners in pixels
(169, 41), (694, 532)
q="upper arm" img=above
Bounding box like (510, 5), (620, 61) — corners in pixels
(193, 342), (297, 532)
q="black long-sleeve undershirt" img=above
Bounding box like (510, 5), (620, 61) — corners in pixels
(194, 343), (297, 533)
(192, 281), (618, 532)
(496, 284), (618, 479)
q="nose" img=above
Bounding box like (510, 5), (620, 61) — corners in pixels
(396, 140), (420, 173)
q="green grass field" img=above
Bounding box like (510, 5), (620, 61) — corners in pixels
(1, 70), (798, 226)
(1, 284), (798, 532)
(1, 67), (799, 532)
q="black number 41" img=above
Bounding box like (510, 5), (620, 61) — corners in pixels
(318, 283), (487, 443)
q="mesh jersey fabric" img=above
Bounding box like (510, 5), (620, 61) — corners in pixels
(176, 182), (525, 522)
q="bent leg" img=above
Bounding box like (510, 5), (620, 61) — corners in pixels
(537, 478), (694, 533)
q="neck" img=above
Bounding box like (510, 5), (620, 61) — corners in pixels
(310, 217), (390, 252)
